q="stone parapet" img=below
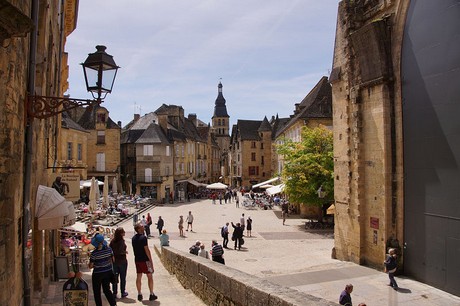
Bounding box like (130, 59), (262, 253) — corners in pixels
(155, 245), (337, 306)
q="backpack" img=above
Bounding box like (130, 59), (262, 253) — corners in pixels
(221, 227), (225, 238)
(189, 245), (199, 255)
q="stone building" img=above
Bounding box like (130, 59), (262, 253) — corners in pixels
(331, 0), (459, 296)
(0, 0), (79, 304)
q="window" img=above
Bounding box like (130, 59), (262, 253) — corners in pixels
(249, 166), (259, 175)
(218, 119), (221, 125)
(97, 131), (105, 144)
(97, 113), (106, 123)
(261, 156), (264, 165)
(96, 153), (105, 171)
(261, 143), (264, 149)
(251, 141), (256, 148)
(67, 142), (72, 160)
(143, 145), (153, 156)
(251, 152), (256, 161)
(166, 146), (170, 156)
(238, 154), (240, 162)
(77, 144), (82, 160)
(145, 168), (152, 183)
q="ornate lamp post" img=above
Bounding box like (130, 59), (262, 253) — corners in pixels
(27, 45), (119, 119)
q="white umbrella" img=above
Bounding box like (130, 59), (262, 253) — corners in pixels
(260, 184), (274, 189)
(35, 185), (76, 230)
(112, 177), (118, 194)
(88, 177), (97, 213)
(206, 182), (228, 190)
(102, 175), (109, 208)
(266, 184), (285, 195)
(80, 179), (104, 188)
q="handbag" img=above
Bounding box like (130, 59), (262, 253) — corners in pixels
(240, 238), (245, 245)
(110, 266), (119, 284)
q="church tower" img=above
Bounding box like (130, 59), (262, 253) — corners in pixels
(212, 82), (230, 152)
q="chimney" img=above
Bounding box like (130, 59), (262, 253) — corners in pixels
(117, 121), (122, 127)
(188, 113), (197, 126)
(134, 114), (140, 121)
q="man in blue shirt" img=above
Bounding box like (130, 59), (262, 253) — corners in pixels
(339, 284), (353, 305)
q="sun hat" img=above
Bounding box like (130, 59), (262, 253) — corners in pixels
(91, 233), (107, 248)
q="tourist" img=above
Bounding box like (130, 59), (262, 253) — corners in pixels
(178, 215), (184, 237)
(159, 229), (169, 247)
(189, 240), (201, 255)
(89, 233), (116, 306)
(132, 223), (158, 301)
(109, 227), (128, 299)
(231, 222), (243, 250)
(384, 248), (398, 290)
(145, 213), (152, 237)
(240, 213), (246, 232)
(210, 240), (225, 264)
(186, 211), (194, 232)
(221, 222), (229, 248)
(198, 244), (209, 259)
(246, 216), (252, 237)
(339, 284), (353, 306)
(156, 216), (164, 236)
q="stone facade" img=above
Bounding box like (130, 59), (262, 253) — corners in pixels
(331, 0), (407, 268)
(156, 245), (337, 306)
(0, 0), (79, 304)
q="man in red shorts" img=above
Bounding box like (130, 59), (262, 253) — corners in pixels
(132, 223), (158, 301)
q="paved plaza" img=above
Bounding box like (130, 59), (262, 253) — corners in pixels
(43, 196), (460, 305)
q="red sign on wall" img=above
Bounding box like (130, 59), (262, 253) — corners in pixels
(370, 217), (379, 229)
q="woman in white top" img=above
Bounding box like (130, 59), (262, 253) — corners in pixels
(198, 244), (209, 259)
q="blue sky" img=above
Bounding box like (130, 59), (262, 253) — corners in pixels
(65, 1), (338, 127)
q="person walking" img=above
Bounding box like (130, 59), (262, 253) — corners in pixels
(109, 227), (129, 299)
(210, 240), (225, 264)
(186, 211), (194, 232)
(235, 195), (239, 208)
(246, 216), (252, 237)
(156, 216), (164, 236)
(132, 223), (158, 302)
(178, 215), (184, 237)
(231, 222), (243, 250)
(240, 213), (246, 232)
(145, 213), (152, 237)
(89, 233), (117, 306)
(339, 284), (353, 306)
(221, 222), (229, 248)
(384, 248), (399, 290)
(198, 243), (210, 259)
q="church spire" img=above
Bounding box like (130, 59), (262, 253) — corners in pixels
(213, 81), (229, 118)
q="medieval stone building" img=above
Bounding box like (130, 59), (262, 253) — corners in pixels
(331, 0), (459, 295)
(0, 0), (79, 304)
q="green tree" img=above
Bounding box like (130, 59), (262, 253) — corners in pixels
(276, 126), (334, 207)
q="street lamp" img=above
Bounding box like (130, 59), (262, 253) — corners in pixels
(27, 45), (119, 119)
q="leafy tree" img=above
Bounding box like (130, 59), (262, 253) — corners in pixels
(276, 126), (334, 206)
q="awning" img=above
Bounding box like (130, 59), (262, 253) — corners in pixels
(326, 204), (335, 215)
(177, 178), (207, 187)
(35, 185), (76, 230)
(252, 177), (281, 189)
(60, 221), (87, 233)
(266, 184), (285, 195)
(206, 182), (228, 190)
(188, 179), (207, 187)
(80, 179), (104, 188)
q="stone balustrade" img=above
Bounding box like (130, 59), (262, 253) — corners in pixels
(155, 245), (337, 306)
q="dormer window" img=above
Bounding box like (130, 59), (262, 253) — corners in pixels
(97, 112), (106, 123)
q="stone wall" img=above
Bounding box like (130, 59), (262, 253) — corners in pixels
(156, 245), (337, 306)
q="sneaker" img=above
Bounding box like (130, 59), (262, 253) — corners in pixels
(149, 293), (158, 301)
(121, 292), (128, 298)
(137, 294), (143, 301)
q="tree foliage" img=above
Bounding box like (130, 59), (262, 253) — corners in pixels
(276, 126), (334, 206)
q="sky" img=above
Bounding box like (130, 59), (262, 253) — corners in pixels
(65, 1), (339, 128)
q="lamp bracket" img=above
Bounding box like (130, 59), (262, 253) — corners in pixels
(27, 95), (101, 119)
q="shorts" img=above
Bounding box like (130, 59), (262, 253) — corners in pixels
(188, 222), (192, 225)
(135, 261), (154, 274)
